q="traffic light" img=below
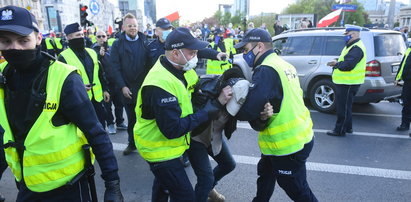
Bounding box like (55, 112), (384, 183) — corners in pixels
(80, 5), (88, 27)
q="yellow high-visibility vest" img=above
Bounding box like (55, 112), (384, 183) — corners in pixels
(332, 40), (366, 85)
(259, 53), (314, 156)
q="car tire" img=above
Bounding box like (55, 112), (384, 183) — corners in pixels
(309, 79), (336, 113)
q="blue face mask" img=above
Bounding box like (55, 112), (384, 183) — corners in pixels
(344, 34), (352, 43)
(243, 45), (258, 67)
(162, 30), (171, 41)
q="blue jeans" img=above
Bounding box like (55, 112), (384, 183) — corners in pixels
(188, 139), (236, 202)
(149, 157), (194, 202)
(252, 140), (317, 202)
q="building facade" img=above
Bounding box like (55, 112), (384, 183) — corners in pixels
(0, 0), (44, 31)
(233, 0), (249, 17)
(42, 0), (120, 34)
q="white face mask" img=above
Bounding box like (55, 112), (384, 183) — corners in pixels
(179, 49), (198, 71)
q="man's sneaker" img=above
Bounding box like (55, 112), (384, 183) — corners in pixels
(123, 144), (136, 155)
(107, 124), (116, 134)
(208, 188), (225, 202)
(117, 123), (128, 130)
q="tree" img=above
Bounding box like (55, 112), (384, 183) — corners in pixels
(283, 0), (369, 27)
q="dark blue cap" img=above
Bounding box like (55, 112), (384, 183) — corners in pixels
(234, 28), (272, 49)
(0, 6), (39, 36)
(64, 22), (82, 35)
(156, 18), (172, 29)
(164, 27), (209, 50)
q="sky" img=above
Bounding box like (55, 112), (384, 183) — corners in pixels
(156, 0), (297, 23)
(156, 0), (411, 24)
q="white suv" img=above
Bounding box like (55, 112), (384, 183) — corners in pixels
(232, 27), (405, 113)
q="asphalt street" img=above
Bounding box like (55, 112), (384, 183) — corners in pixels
(1, 101), (410, 202)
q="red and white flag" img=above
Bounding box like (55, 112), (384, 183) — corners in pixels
(317, 8), (342, 28)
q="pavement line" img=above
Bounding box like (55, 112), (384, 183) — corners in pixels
(236, 123), (410, 139)
(309, 110), (401, 118)
(233, 155), (411, 180)
(111, 143), (411, 180)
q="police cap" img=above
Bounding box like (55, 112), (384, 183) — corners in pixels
(0, 6), (39, 36)
(234, 28), (271, 49)
(164, 27), (209, 50)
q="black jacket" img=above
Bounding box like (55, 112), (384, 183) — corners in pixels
(109, 32), (150, 103)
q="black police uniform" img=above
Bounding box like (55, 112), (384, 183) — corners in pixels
(396, 49), (411, 131)
(58, 48), (109, 128)
(3, 51), (120, 201)
(330, 38), (364, 136)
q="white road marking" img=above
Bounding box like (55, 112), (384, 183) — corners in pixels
(236, 123), (410, 139)
(233, 155), (411, 180)
(111, 142), (411, 180)
(309, 110), (401, 118)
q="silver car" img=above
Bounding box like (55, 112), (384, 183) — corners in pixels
(232, 27), (405, 113)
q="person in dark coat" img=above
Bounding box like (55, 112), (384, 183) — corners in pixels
(110, 13), (151, 155)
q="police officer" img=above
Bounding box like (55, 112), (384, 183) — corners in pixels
(206, 28), (232, 75)
(42, 33), (63, 57)
(395, 46), (411, 134)
(58, 22), (110, 128)
(234, 28), (317, 202)
(0, 6), (123, 201)
(147, 18), (227, 68)
(0, 125), (6, 202)
(134, 27), (232, 201)
(326, 25), (366, 137)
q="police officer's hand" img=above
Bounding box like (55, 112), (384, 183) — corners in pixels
(122, 87), (132, 99)
(218, 85), (232, 105)
(260, 102), (273, 121)
(85, 85), (92, 91)
(217, 52), (228, 61)
(327, 60), (337, 67)
(104, 91), (110, 103)
(104, 180), (124, 202)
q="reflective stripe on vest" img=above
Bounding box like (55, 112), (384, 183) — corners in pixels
(259, 53), (314, 156)
(206, 42), (232, 75)
(396, 48), (411, 81)
(332, 40), (367, 85)
(60, 48), (103, 102)
(134, 59), (196, 162)
(0, 61), (91, 192)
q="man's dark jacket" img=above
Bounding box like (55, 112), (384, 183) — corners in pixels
(109, 32), (150, 103)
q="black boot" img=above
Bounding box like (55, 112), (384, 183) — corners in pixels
(396, 124), (409, 131)
(0, 193), (5, 202)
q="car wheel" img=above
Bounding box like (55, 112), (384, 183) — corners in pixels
(309, 79), (336, 113)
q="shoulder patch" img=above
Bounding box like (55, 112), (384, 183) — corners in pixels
(157, 96), (178, 106)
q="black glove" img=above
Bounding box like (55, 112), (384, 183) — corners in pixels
(202, 99), (222, 120)
(104, 180), (124, 202)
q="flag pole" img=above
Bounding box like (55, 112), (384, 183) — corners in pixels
(340, 10), (345, 26)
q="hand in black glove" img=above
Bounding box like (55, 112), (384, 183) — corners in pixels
(104, 180), (124, 202)
(202, 99), (222, 120)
